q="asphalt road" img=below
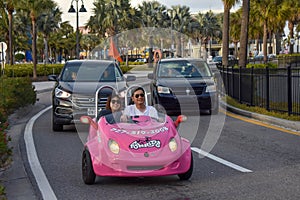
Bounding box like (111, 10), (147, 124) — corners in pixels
(26, 82), (300, 200)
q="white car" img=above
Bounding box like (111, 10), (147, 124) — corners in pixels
(134, 58), (147, 63)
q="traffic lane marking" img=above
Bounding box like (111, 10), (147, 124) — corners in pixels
(24, 106), (57, 200)
(191, 147), (253, 173)
(222, 109), (300, 136)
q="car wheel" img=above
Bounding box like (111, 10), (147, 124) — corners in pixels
(82, 149), (96, 185)
(52, 115), (63, 132)
(178, 152), (193, 180)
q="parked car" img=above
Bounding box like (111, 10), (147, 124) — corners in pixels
(80, 85), (193, 184)
(211, 55), (237, 66)
(134, 58), (147, 63)
(254, 54), (264, 61)
(48, 59), (136, 131)
(253, 54), (276, 61)
(148, 58), (219, 115)
(212, 56), (222, 64)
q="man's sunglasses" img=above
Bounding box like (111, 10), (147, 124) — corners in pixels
(111, 100), (120, 104)
(134, 93), (145, 98)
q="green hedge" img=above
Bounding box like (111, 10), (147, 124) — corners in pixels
(3, 64), (64, 77)
(0, 77), (36, 113)
(3, 63), (133, 77)
(0, 77), (37, 169)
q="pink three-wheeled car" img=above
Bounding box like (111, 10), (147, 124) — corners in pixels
(80, 85), (193, 184)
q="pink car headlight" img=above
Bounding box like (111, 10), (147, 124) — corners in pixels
(108, 139), (120, 154)
(168, 138), (177, 152)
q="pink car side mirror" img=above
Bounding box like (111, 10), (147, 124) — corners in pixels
(174, 115), (187, 127)
(80, 116), (98, 130)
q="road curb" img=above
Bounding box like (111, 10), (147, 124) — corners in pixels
(220, 101), (300, 132)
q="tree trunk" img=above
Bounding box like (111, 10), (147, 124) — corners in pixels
(263, 20), (268, 63)
(176, 33), (182, 57)
(32, 18), (37, 79)
(44, 36), (49, 64)
(238, 0), (250, 68)
(288, 21), (294, 54)
(222, 6), (230, 67)
(8, 10), (14, 65)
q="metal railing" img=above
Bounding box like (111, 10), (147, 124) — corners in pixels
(218, 65), (300, 116)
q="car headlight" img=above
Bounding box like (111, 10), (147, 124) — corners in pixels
(108, 139), (120, 154)
(157, 86), (171, 94)
(168, 138), (177, 152)
(55, 88), (71, 98)
(205, 84), (216, 93)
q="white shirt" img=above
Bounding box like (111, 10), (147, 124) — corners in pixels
(123, 105), (158, 119)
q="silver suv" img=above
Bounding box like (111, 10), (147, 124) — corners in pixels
(48, 60), (135, 131)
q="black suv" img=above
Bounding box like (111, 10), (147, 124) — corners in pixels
(148, 58), (218, 115)
(48, 60), (135, 131)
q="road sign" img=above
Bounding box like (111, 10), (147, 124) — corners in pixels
(0, 42), (7, 73)
(0, 42), (7, 61)
(0, 42), (7, 52)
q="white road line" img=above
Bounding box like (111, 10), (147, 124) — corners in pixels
(24, 106), (57, 200)
(191, 147), (253, 173)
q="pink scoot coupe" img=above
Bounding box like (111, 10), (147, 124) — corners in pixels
(80, 85), (193, 184)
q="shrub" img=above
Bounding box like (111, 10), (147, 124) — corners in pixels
(0, 77), (36, 113)
(0, 76), (37, 169)
(4, 64), (64, 77)
(4, 63), (134, 77)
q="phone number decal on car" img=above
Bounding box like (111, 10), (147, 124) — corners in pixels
(110, 126), (169, 135)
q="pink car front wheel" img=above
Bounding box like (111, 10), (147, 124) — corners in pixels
(82, 149), (96, 185)
(178, 152), (193, 180)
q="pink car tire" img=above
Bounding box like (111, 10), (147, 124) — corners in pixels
(82, 149), (96, 185)
(178, 153), (193, 180)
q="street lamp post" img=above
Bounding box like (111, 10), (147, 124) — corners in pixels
(68, 0), (87, 59)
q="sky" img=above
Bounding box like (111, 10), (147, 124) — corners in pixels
(53, 0), (241, 29)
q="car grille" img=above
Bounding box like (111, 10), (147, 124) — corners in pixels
(72, 95), (108, 108)
(127, 166), (163, 171)
(171, 86), (205, 95)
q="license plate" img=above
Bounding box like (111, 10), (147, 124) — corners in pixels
(87, 108), (95, 116)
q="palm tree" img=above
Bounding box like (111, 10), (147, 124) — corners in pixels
(194, 11), (221, 60)
(37, 5), (62, 64)
(18, 0), (55, 79)
(230, 10), (241, 59)
(221, 0), (240, 67)
(285, 0), (300, 53)
(167, 5), (192, 57)
(3, 0), (17, 65)
(252, 0), (289, 63)
(91, 0), (131, 37)
(238, 0), (249, 67)
(138, 1), (166, 27)
(14, 9), (33, 55)
(48, 21), (75, 62)
(0, 2), (8, 46)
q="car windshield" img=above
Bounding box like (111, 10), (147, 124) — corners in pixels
(213, 56), (222, 62)
(61, 62), (123, 82)
(102, 111), (167, 126)
(158, 60), (212, 78)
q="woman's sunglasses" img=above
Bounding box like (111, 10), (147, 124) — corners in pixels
(111, 99), (120, 104)
(134, 93), (145, 98)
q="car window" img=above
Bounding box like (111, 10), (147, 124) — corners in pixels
(158, 60), (211, 78)
(61, 65), (80, 81)
(189, 61), (212, 77)
(61, 62), (122, 82)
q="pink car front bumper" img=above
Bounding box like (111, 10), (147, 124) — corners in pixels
(90, 141), (192, 177)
